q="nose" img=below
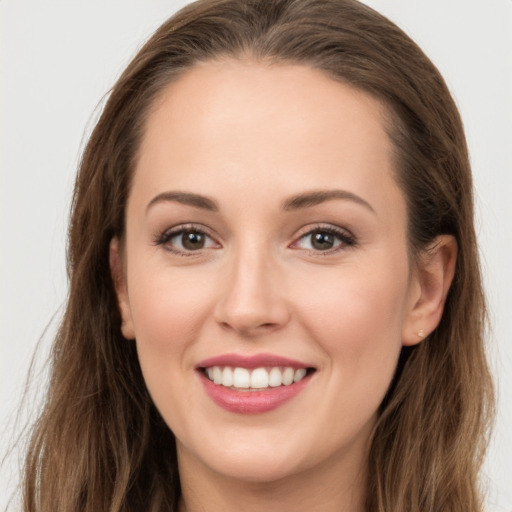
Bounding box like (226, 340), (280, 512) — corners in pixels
(213, 247), (291, 337)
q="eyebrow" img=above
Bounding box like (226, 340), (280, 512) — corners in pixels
(283, 190), (375, 213)
(146, 189), (374, 214)
(146, 191), (219, 212)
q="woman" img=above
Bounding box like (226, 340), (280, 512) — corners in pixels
(21, 0), (494, 511)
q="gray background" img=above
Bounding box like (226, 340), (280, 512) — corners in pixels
(1, 1), (511, 510)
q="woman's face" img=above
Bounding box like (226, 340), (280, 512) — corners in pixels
(113, 60), (425, 483)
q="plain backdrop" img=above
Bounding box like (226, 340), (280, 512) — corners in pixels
(1, 1), (511, 510)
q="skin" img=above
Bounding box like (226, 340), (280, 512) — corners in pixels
(111, 60), (456, 512)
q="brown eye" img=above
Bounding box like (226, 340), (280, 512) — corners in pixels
(181, 231), (205, 250)
(310, 231), (335, 250)
(156, 226), (219, 254)
(291, 226), (356, 253)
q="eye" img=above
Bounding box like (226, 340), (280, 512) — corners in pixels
(173, 230), (209, 250)
(155, 225), (219, 254)
(292, 226), (356, 253)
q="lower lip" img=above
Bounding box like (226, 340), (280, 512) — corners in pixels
(199, 372), (312, 414)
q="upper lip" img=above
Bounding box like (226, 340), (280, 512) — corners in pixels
(196, 353), (313, 370)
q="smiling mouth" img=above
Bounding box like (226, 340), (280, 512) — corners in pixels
(202, 366), (315, 390)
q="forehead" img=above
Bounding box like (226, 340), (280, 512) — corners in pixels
(142, 59), (391, 158)
(132, 59), (404, 221)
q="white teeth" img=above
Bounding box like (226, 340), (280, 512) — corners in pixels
(232, 367), (250, 388)
(213, 366), (222, 385)
(250, 368), (269, 388)
(268, 367), (282, 387)
(205, 365), (310, 389)
(222, 367), (233, 387)
(282, 367), (294, 385)
(294, 368), (307, 382)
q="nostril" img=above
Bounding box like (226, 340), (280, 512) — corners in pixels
(217, 320), (279, 335)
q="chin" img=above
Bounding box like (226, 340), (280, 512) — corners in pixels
(203, 449), (310, 484)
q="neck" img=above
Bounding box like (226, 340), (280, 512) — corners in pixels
(177, 442), (368, 512)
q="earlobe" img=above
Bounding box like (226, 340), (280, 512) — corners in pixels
(109, 238), (135, 340)
(402, 235), (457, 346)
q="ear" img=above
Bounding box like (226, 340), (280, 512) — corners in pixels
(402, 235), (457, 346)
(109, 238), (135, 340)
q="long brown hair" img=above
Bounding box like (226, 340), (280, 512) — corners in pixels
(22, 1), (494, 510)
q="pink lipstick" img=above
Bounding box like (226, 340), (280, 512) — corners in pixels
(196, 353), (315, 414)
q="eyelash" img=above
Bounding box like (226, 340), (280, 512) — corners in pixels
(153, 223), (219, 257)
(154, 223), (357, 256)
(291, 224), (357, 255)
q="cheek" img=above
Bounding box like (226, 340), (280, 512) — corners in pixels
(127, 266), (216, 389)
(129, 260), (214, 336)
(295, 258), (410, 381)
(127, 272), (219, 435)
